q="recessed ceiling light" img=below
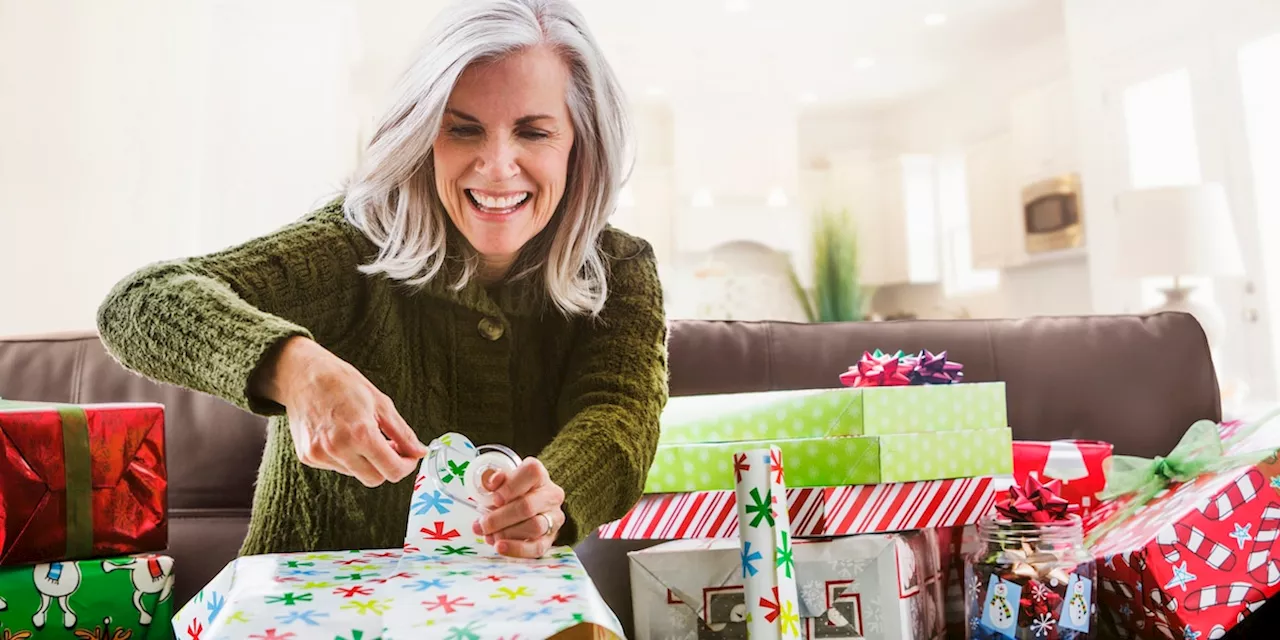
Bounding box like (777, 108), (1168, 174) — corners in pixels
(692, 188), (714, 208)
(724, 0), (751, 13)
(856, 57), (876, 69)
(799, 92), (818, 104)
(924, 13), (947, 26)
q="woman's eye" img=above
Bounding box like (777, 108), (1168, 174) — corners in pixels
(519, 130), (550, 140)
(448, 126), (480, 137)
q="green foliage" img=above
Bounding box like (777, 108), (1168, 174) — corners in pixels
(791, 207), (864, 322)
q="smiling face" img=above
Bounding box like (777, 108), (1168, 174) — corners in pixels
(433, 45), (576, 281)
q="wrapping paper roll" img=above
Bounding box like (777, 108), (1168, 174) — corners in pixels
(733, 446), (801, 639)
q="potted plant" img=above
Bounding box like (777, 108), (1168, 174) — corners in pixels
(790, 207), (871, 322)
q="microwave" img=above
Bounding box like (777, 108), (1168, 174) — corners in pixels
(1023, 173), (1084, 254)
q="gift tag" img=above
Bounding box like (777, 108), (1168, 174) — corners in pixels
(1057, 574), (1093, 633)
(981, 575), (1021, 638)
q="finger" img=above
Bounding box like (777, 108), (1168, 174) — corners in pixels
(378, 398), (427, 458)
(304, 450), (354, 476)
(294, 434), (354, 476)
(495, 535), (553, 559)
(475, 486), (564, 536)
(489, 508), (565, 544)
(492, 458), (550, 506)
(326, 433), (386, 487)
(482, 468), (506, 493)
(355, 424), (418, 483)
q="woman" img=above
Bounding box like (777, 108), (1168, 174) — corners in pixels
(96, 0), (667, 560)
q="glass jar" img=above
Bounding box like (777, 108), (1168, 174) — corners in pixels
(964, 516), (1097, 639)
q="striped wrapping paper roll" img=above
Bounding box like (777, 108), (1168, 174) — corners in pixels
(734, 446), (802, 639)
(599, 475), (1007, 539)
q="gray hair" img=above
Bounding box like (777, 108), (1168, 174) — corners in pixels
(343, 0), (633, 316)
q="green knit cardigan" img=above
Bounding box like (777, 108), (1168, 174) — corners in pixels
(96, 199), (669, 554)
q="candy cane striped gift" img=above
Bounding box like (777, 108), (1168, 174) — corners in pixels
(1201, 470), (1264, 521)
(1183, 582), (1267, 615)
(596, 476), (1004, 539)
(1155, 523), (1236, 571)
(1247, 501), (1280, 586)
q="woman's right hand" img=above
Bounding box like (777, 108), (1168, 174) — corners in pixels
(253, 336), (427, 487)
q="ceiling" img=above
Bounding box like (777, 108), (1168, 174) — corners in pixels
(572, 0), (1065, 110)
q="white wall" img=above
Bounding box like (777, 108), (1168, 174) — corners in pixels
(1064, 0), (1280, 401)
(0, 0), (435, 336)
(799, 32), (1094, 320)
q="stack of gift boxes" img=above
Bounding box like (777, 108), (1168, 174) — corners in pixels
(0, 399), (174, 639)
(614, 340), (1280, 640)
(611, 350), (1018, 639)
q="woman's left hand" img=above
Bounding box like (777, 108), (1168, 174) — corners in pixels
(471, 457), (566, 558)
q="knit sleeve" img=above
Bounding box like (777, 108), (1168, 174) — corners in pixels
(96, 200), (377, 416)
(539, 230), (670, 545)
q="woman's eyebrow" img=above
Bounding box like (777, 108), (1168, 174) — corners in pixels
(445, 108), (480, 122)
(515, 114), (555, 125)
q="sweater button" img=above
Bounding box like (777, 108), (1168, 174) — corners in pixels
(478, 317), (504, 341)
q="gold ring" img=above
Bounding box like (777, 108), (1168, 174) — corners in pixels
(540, 512), (554, 537)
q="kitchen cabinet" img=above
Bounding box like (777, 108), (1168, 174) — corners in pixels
(816, 152), (939, 287)
(1009, 78), (1079, 182)
(966, 132), (1029, 269)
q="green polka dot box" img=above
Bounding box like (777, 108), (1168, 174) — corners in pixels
(644, 383), (1012, 493)
(656, 383), (1007, 445)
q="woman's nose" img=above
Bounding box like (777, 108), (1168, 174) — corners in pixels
(474, 138), (519, 182)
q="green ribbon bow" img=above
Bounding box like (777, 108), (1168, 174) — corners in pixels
(1086, 407), (1280, 546)
(0, 398), (94, 559)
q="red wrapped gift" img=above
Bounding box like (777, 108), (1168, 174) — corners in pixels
(1, 399), (167, 565)
(1087, 410), (1280, 639)
(1013, 439), (1113, 517)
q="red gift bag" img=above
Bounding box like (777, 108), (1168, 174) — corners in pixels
(0, 399), (167, 565)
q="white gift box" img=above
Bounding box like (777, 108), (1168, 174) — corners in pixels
(629, 531), (946, 640)
(172, 433), (624, 640)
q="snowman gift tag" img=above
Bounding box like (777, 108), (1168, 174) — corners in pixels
(981, 575), (1022, 638)
(1057, 574), (1093, 633)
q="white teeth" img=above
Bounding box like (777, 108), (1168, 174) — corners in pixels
(469, 190), (529, 210)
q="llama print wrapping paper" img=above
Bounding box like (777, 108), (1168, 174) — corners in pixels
(0, 554), (175, 639)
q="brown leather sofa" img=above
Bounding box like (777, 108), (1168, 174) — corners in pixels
(0, 313), (1221, 637)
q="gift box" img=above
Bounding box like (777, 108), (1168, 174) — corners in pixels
(644, 428), (1013, 493)
(1013, 440), (1113, 518)
(1087, 411), (1280, 639)
(0, 552), (175, 639)
(599, 475), (1011, 540)
(936, 525), (980, 640)
(0, 399), (167, 566)
(174, 432), (623, 640)
(629, 533), (946, 640)
(658, 382), (1007, 445)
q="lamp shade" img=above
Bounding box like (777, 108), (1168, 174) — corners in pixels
(1113, 183), (1247, 278)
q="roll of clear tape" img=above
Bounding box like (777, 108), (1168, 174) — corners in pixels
(466, 447), (521, 509)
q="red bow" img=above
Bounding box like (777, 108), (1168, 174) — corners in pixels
(995, 476), (1077, 523)
(839, 350), (912, 388)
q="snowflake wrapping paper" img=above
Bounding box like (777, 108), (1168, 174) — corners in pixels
(656, 382), (1007, 444)
(599, 475), (1011, 540)
(733, 446), (801, 639)
(1087, 419), (1280, 639)
(627, 532), (946, 640)
(172, 434), (624, 640)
